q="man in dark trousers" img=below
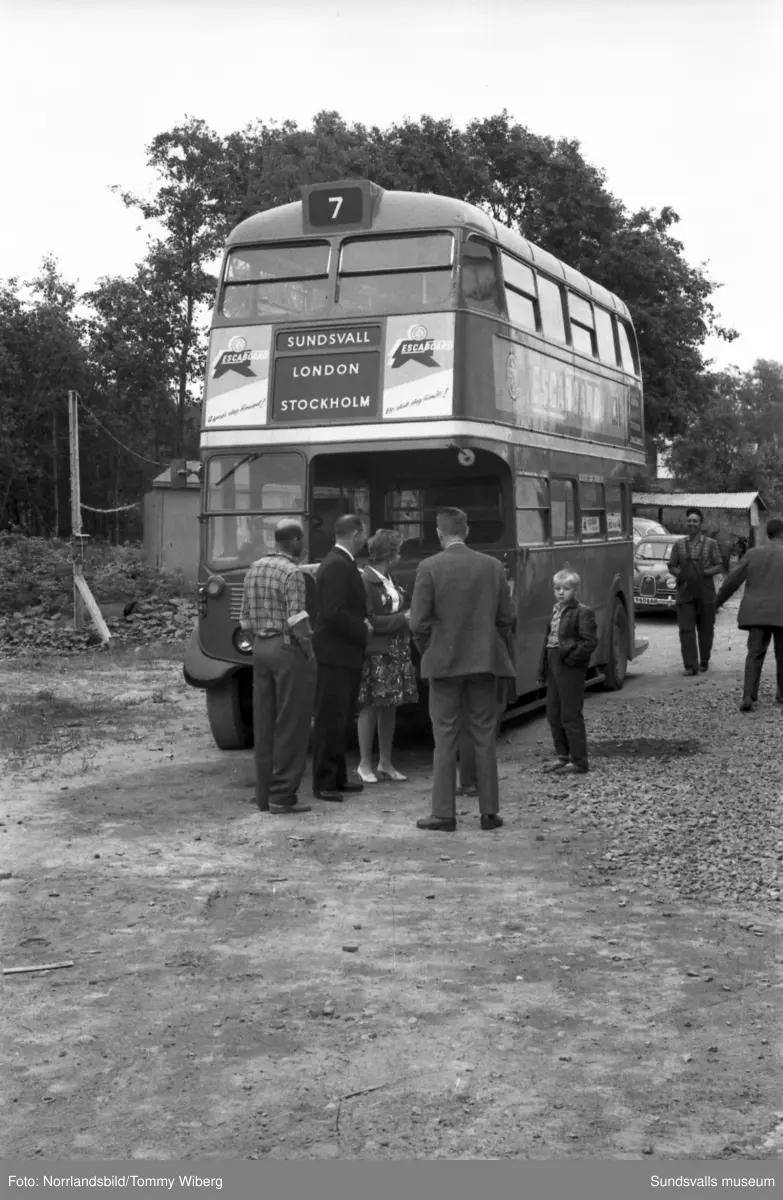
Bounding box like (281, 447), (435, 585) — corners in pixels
(716, 516), (783, 711)
(410, 507), (516, 833)
(239, 519), (314, 815)
(311, 513), (372, 801)
(668, 507), (723, 676)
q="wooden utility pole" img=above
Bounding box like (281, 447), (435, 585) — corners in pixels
(68, 391), (111, 644)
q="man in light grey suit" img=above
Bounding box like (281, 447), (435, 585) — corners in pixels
(409, 507), (516, 833)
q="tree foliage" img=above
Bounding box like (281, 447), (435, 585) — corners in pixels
(668, 360), (783, 511)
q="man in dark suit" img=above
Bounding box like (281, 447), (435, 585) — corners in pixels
(716, 516), (783, 711)
(409, 507), (516, 833)
(312, 513), (373, 801)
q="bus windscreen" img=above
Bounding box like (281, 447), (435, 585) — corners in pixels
(221, 242), (331, 321)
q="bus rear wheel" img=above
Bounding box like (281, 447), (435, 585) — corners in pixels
(206, 674), (253, 750)
(602, 599), (629, 691)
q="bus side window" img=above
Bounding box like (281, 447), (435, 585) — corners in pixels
(579, 481), (605, 539)
(515, 474), (550, 543)
(568, 293), (597, 358)
(617, 319), (640, 375)
(550, 478), (576, 540)
(537, 276), (567, 344)
(462, 238), (503, 314)
(594, 307), (618, 365)
(605, 483), (626, 537)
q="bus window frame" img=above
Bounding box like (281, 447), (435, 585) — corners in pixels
(617, 317), (641, 376)
(536, 273), (568, 344)
(578, 477), (606, 540)
(594, 305), (620, 367)
(605, 481), (628, 539)
(567, 291), (598, 359)
(337, 231), (455, 277)
(500, 251), (541, 334)
(460, 234), (505, 315)
(550, 476), (577, 542)
(515, 472), (550, 545)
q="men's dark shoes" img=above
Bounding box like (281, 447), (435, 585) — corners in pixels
(739, 697), (753, 712)
(552, 762), (587, 775)
(314, 789), (344, 802)
(480, 814), (503, 831)
(270, 801), (312, 814)
(416, 816), (456, 832)
(337, 782), (364, 794)
(683, 667), (699, 676)
(543, 757), (569, 773)
(699, 663), (709, 672)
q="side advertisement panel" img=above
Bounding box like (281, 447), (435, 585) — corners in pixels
(382, 314), (455, 421)
(495, 336), (629, 448)
(203, 327), (272, 428)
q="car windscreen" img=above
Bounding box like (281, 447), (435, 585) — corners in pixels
(636, 541), (675, 561)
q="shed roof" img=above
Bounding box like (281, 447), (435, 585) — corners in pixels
(633, 492), (766, 511)
(152, 461), (201, 489)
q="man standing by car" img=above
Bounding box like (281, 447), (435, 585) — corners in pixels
(240, 519), (314, 816)
(668, 508), (723, 676)
(715, 517), (783, 711)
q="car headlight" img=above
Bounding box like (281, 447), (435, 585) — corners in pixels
(233, 628), (253, 655)
(206, 574), (226, 598)
(666, 576), (676, 589)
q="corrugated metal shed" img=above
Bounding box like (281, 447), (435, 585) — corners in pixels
(633, 492), (766, 511)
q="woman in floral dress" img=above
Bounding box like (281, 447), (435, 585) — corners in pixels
(356, 529), (419, 783)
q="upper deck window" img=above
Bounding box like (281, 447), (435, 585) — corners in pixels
(594, 306), (618, 365)
(221, 241), (331, 321)
(617, 318), (641, 376)
(567, 292), (597, 358)
(336, 233), (454, 316)
(537, 276), (567, 344)
(340, 233), (453, 273)
(501, 252), (538, 333)
(462, 237), (503, 315)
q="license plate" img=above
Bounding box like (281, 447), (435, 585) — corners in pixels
(636, 596), (660, 604)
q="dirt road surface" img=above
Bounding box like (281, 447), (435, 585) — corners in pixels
(1, 602), (781, 1161)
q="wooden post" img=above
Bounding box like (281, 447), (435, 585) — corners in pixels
(68, 390), (85, 630)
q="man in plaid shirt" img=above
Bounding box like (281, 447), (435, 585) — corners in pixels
(240, 519), (314, 815)
(668, 507), (723, 676)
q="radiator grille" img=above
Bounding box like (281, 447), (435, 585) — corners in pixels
(640, 575), (657, 597)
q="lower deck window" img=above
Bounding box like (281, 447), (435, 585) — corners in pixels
(385, 479), (504, 550)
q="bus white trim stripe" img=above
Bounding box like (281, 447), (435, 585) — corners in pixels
(200, 419), (646, 464)
(199, 423), (646, 463)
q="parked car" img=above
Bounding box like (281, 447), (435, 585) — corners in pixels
(633, 518), (669, 545)
(633, 535), (680, 612)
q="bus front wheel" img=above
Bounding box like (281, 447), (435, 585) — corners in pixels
(602, 600), (629, 691)
(206, 674), (253, 750)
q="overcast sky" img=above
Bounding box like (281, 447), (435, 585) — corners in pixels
(2, 0), (780, 371)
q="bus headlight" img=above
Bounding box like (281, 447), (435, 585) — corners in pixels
(666, 576), (676, 589)
(206, 574), (226, 598)
(233, 628), (253, 655)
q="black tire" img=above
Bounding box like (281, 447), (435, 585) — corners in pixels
(602, 599), (629, 691)
(206, 674), (253, 750)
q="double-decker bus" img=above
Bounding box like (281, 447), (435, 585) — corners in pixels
(184, 179), (648, 749)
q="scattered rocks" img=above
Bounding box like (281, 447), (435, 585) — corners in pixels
(342, 944), (359, 953)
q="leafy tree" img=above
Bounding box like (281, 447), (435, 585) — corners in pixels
(111, 117), (225, 454)
(668, 360), (783, 512)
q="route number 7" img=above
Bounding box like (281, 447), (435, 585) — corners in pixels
(328, 196), (343, 219)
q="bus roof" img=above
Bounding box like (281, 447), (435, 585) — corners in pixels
(226, 186), (632, 320)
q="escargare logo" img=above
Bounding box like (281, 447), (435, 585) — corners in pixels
(388, 324), (454, 370)
(211, 335), (269, 379)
